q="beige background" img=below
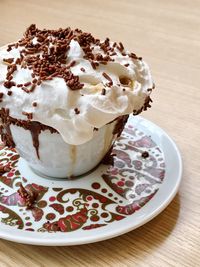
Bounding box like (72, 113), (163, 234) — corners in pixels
(0, 0), (199, 266)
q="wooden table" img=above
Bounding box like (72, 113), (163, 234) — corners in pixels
(0, 0), (199, 266)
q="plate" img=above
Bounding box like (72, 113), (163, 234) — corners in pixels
(0, 115), (182, 246)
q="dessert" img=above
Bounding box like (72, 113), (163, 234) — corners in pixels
(0, 24), (154, 178)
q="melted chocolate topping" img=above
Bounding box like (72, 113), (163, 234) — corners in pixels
(102, 114), (129, 165)
(101, 145), (116, 166)
(133, 96), (153, 115)
(0, 108), (57, 159)
(29, 122), (42, 159)
(112, 115), (129, 137)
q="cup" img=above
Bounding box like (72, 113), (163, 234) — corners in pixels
(6, 115), (128, 178)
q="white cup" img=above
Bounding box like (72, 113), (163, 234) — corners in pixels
(10, 120), (118, 178)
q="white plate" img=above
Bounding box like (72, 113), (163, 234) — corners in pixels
(0, 115), (182, 246)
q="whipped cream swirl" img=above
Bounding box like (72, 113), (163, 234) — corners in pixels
(0, 26), (154, 145)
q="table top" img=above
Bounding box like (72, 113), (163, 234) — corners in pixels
(0, 0), (199, 266)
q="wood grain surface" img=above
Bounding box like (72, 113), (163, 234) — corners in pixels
(0, 0), (199, 266)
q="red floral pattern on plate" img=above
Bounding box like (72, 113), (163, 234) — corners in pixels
(0, 123), (165, 232)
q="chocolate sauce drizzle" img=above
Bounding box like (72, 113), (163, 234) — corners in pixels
(101, 114), (129, 165)
(0, 108), (57, 159)
(0, 109), (15, 148)
(101, 145), (116, 166)
(29, 122), (43, 159)
(133, 96), (153, 115)
(112, 115), (129, 137)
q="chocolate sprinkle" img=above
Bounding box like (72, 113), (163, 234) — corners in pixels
(24, 82), (31, 87)
(4, 81), (16, 89)
(101, 88), (106, 95)
(129, 52), (139, 60)
(141, 151), (149, 158)
(7, 91), (12, 96)
(3, 58), (14, 64)
(124, 63), (129, 67)
(80, 67), (85, 72)
(102, 72), (113, 86)
(32, 102), (37, 107)
(74, 107), (80, 114)
(119, 42), (124, 51)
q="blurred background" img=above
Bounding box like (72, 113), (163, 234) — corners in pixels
(0, 1), (199, 266)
